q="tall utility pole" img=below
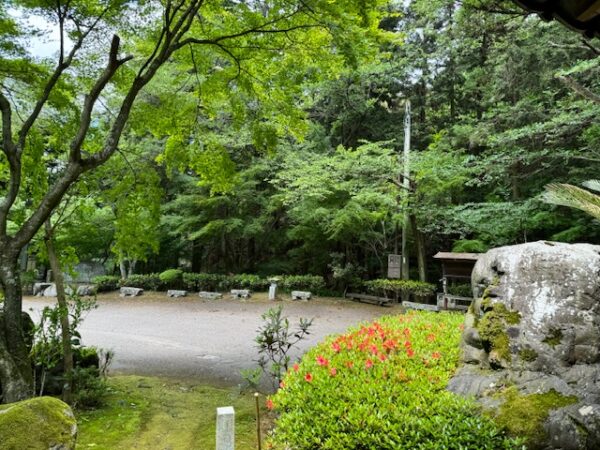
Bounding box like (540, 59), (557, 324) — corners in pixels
(401, 100), (411, 281)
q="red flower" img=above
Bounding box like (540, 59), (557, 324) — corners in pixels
(365, 359), (374, 369)
(266, 399), (274, 410)
(378, 353), (387, 362)
(404, 340), (412, 349)
(330, 367), (337, 377)
(407, 348), (415, 358)
(369, 345), (379, 355)
(332, 342), (341, 353)
(316, 355), (329, 367)
(383, 339), (397, 351)
(293, 363), (299, 372)
(279, 380), (286, 388)
(432, 351), (441, 359)
(304, 372), (313, 382)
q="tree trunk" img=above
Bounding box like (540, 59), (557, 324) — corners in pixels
(0, 250), (33, 403)
(410, 214), (427, 282)
(119, 260), (127, 280)
(44, 221), (73, 405)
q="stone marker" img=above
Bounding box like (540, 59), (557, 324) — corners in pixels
(120, 286), (143, 297)
(167, 290), (187, 298)
(216, 406), (235, 450)
(268, 282), (278, 301)
(76, 285), (96, 296)
(33, 282), (52, 296)
(230, 289), (250, 299)
(291, 290), (311, 300)
(199, 291), (223, 300)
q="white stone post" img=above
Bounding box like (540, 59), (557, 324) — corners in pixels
(216, 406), (235, 450)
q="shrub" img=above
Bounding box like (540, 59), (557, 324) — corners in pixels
(363, 279), (436, 300)
(122, 273), (161, 291)
(92, 275), (120, 292)
(267, 312), (521, 449)
(182, 273), (226, 291)
(159, 269), (183, 289)
(255, 305), (313, 388)
(280, 275), (326, 293)
(452, 239), (489, 253)
(229, 274), (270, 291)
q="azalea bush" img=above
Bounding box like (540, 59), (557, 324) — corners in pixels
(267, 311), (521, 449)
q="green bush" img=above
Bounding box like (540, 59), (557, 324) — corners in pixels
(228, 274), (269, 291)
(280, 275), (326, 293)
(182, 273), (226, 291)
(363, 279), (436, 300)
(452, 239), (489, 253)
(159, 269), (184, 289)
(181, 272), (324, 293)
(92, 275), (120, 292)
(268, 312), (521, 449)
(122, 274), (161, 291)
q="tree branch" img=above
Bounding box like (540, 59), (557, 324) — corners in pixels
(69, 35), (133, 162)
(557, 75), (600, 104)
(16, 5), (110, 153)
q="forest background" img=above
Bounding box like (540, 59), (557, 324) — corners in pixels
(5, 0), (600, 284)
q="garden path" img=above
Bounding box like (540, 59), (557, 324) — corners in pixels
(23, 292), (401, 386)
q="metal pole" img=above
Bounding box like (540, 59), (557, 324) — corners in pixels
(401, 100), (411, 282)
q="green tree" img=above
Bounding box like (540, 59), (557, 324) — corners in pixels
(0, 0), (390, 402)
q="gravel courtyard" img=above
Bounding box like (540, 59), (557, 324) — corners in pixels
(23, 292), (402, 386)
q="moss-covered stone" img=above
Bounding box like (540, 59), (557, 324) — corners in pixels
(519, 347), (538, 362)
(492, 387), (578, 449)
(477, 303), (520, 364)
(543, 328), (563, 347)
(0, 396), (77, 450)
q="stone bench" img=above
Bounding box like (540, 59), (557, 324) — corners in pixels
(230, 289), (251, 299)
(167, 290), (187, 298)
(120, 287), (143, 297)
(33, 283), (52, 296)
(291, 291), (312, 301)
(199, 291), (222, 300)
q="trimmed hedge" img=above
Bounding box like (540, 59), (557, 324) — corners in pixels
(363, 279), (436, 300)
(267, 312), (521, 449)
(91, 276), (120, 292)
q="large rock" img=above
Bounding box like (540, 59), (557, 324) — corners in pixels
(449, 241), (600, 449)
(0, 396), (77, 449)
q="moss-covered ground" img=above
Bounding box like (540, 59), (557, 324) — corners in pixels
(76, 375), (265, 449)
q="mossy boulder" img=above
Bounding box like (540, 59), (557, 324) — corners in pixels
(449, 241), (600, 449)
(0, 396), (77, 449)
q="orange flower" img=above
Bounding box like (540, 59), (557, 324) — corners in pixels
(378, 353), (387, 362)
(330, 367), (337, 377)
(266, 398), (274, 410)
(345, 361), (354, 368)
(316, 355), (329, 367)
(332, 342), (341, 353)
(407, 348), (415, 358)
(304, 372), (313, 382)
(365, 359), (374, 369)
(293, 363), (299, 372)
(432, 351), (441, 359)
(426, 333), (436, 342)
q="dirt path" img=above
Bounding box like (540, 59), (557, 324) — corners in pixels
(24, 292), (401, 386)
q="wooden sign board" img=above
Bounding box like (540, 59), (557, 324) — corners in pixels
(387, 254), (401, 279)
